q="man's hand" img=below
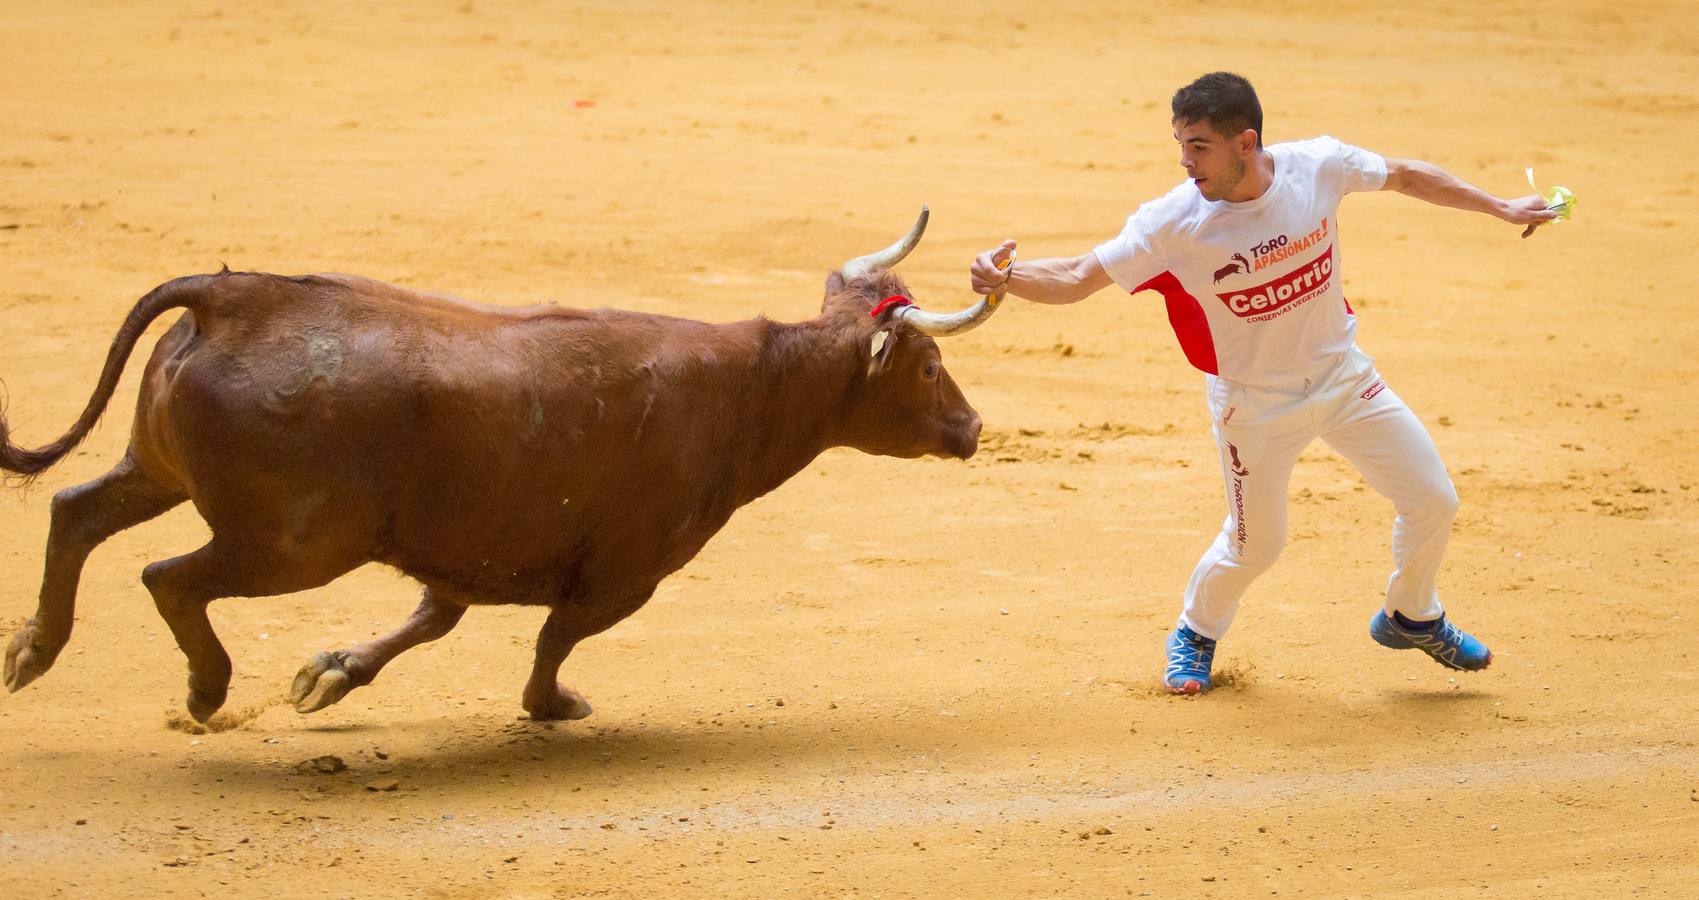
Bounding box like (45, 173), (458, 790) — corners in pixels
(1502, 193), (1563, 239)
(971, 239), (1017, 295)
(965, 244), (1109, 306)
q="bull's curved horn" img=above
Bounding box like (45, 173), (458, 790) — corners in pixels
(840, 206), (929, 281)
(892, 248), (1015, 338)
(894, 291), (1002, 338)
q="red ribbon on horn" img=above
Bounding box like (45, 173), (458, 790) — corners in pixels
(869, 295), (912, 319)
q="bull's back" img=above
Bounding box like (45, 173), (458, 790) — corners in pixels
(134, 274), (619, 569)
(128, 271), (761, 603)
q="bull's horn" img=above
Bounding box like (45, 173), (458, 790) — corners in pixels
(894, 290), (1003, 338)
(840, 206), (929, 281)
(892, 247), (1015, 338)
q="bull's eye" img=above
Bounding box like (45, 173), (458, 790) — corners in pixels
(923, 362), (939, 379)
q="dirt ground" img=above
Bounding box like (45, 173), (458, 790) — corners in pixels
(3, 1), (1696, 896)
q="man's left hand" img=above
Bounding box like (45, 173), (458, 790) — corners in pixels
(1503, 193), (1562, 238)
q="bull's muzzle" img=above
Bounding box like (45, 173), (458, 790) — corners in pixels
(950, 414), (983, 460)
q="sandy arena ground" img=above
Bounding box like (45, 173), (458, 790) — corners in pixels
(3, 1), (1697, 896)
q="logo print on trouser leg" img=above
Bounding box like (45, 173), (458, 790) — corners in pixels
(1226, 442), (1249, 555)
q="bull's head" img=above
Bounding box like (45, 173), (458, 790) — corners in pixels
(824, 208), (998, 461)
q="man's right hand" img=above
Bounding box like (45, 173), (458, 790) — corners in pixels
(971, 239), (1018, 295)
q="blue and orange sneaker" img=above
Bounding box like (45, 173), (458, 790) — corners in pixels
(1369, 611), (1491, 671)
(1164, 624), (1216, 694)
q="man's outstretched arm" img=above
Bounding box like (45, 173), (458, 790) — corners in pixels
(970, 240), (1116, 305)
(1381, 158), (1560, 238)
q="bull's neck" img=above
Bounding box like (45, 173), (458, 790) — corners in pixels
(725, 317), (857, 506)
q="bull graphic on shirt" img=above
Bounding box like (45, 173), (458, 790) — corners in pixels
(1212, 252), (1251, 284)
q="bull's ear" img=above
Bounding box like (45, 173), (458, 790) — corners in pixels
(823, 272), (847, 311)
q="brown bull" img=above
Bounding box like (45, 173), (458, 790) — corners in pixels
(1, 209), (1001, 723)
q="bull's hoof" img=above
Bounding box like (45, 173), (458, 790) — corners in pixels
(290, 651), (356, 714)
(186, 682), (228, 724)
(4, 620), (61, 693)
(523, 683), (593, 721)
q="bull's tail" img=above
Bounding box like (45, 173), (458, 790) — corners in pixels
(0, 276), (207, 484)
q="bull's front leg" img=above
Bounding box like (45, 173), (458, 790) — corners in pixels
(521, 595), (647, 721)
(291, 589), (467, 713)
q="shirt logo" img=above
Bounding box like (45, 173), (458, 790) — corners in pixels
(1212, 252), (1251, 284)
(1215, 245), (1334, 322)
(1211, 218), (1330, 286)
(1250, 218), (1329, 272)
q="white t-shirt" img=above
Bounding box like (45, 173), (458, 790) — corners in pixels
(1094, 136), (1387, 387)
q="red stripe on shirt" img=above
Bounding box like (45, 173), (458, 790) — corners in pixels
(1133, 271), (1219, 376)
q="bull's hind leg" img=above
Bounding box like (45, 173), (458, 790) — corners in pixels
(290, 588), (467, 714)
(143, 540), (361, 722)
(522, 597), (649, 721)
(5, 456), (186, 692)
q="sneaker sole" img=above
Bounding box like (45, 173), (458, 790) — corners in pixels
(1373, 635), (1494, 672)
(1165, 678), (1209, 695)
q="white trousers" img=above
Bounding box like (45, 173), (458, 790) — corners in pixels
(1179, 347), (1459, 640)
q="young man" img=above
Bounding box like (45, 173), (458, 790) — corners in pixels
(970, 72), (1558, 694)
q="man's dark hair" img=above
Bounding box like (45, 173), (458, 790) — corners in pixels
(1172, 72), (1263, 148)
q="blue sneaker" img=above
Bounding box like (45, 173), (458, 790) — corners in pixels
(1369, 611), (1492, 671)
(1164, 624), (1216, 694)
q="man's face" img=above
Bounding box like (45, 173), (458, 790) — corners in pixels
(1174, 118), (1251, 202)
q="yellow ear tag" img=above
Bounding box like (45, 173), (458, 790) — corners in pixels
(869, 331), (888, 357)
(1525, 167), (1576, 221)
